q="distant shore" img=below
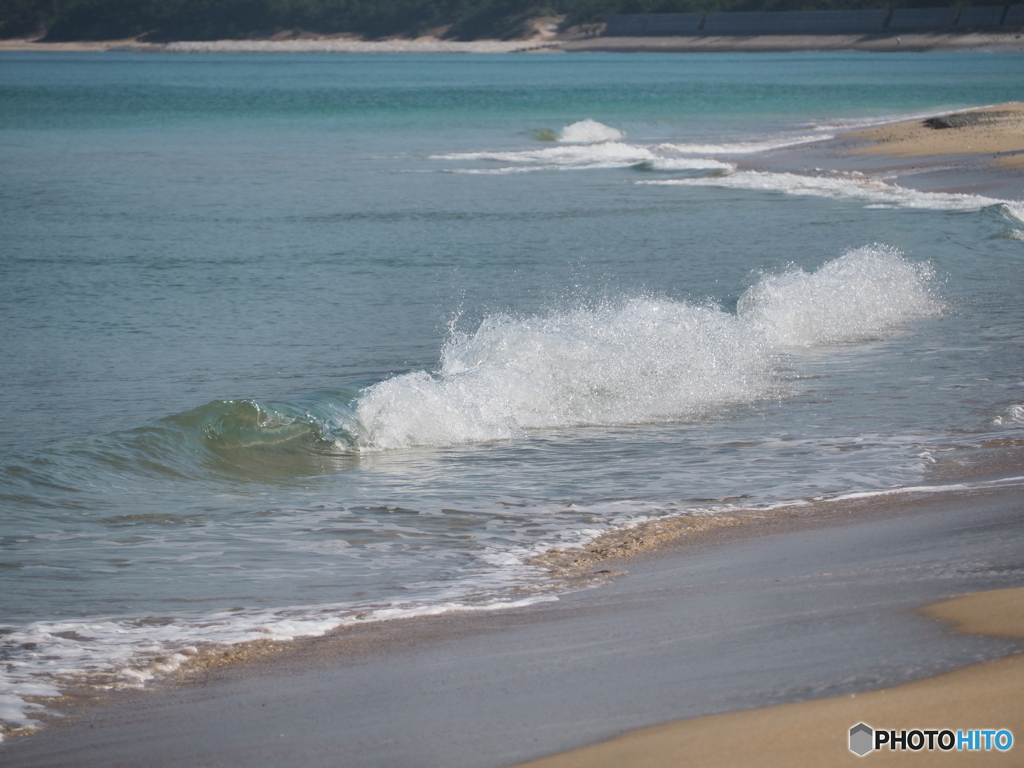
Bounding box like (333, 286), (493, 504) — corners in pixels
(2, 29), (1024, 53)
(0, 37), (554, 53)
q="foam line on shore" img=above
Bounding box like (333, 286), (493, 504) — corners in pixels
(0, 593), (559, 740)
(829, 474), (1024, 501)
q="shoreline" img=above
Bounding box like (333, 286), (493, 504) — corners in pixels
(739, 101), (1024, 199)
(511, 587), (1024, 768)
(3, 471), (1023, 766)
(1, 30), (1023, 53)
(848, 102), (1024, 169)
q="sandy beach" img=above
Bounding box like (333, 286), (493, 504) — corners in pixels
(850, 102), (1024, 168)
(0, 37), (554, 53)
(512, 586), (1024, 768)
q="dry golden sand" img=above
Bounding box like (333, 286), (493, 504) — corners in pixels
(0, 36), (555, 53)
(510, 587), (1024, 768)
(851, 102), (1024, 169)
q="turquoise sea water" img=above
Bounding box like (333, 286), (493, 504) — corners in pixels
(1, 51), (1023, 733)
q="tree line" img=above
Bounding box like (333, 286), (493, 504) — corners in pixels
(0, 0), (1007, 42)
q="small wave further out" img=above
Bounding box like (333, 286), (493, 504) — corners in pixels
(558, 119), (626, 143)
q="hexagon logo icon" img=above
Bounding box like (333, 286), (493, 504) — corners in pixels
(850, 723), (874, 757)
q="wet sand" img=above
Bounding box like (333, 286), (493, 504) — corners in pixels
(2, 478), (1023, 767)
(512, 587), (1024, 768)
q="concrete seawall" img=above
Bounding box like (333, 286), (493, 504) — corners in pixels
(604, 5), (1022, 36)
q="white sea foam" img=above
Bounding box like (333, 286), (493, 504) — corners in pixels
(640, 157), (735, 171)
(559, 119), (625, 143)
(993, 403), (1024, 426)
(642, 170), (1014, 213)
(443, 146), (733, 174)
(355, 299), (772, 449)
(736, 245), (943, 347)
(435, 141), (657, 170)
(827, 474), (1024, 502)
(355, 246), (942, 451)
(655, 134), (831, 155)
(449, 166), (544, 175)
(435, 119), (734, 172)
(1002, 201), (1024, 225)
(0, 592), (557, 737)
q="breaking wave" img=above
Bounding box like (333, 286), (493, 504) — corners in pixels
(357, 245), (942, 450)
(993, 403), (1024, 427)
(2, 247), (942, 477)
(737, 245), (941, 346)
(434, 119), (733, 173)
(437, 141), (660, 170)
(356, 298), (771, 449)
(558, 118), (625, 143)
(638, 157), (735, 172)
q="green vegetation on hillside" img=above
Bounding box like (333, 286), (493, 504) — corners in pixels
(0, 0), (1011, 42)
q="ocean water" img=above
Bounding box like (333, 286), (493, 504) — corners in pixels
(2, 50), (1024, 735)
